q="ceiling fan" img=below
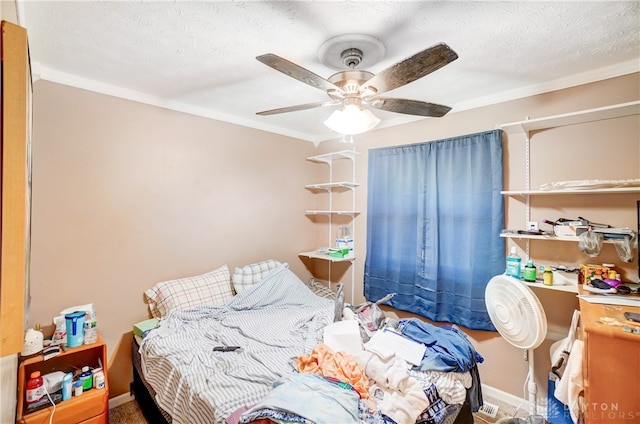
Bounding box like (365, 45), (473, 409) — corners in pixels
(255, 34), (459, 134)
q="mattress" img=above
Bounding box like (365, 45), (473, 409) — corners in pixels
(132, 266), (475, 424)
(139, 265), (334, 424)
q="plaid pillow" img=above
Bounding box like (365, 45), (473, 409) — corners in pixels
(232, 259), (281, 293)
(306, 278), (337, 300)
(144, 264), (233, 318)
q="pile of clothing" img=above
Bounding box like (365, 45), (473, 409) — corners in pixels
(235, 318), (484, 424)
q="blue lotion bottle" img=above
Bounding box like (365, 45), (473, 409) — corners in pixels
(505, 246), (522, 279)
(61, 372), (73, 401)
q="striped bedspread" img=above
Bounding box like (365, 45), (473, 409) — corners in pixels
(140, 264), (334, 424)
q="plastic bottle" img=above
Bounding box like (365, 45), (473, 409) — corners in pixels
(505, 246), (522, 279)
(543, 266), (554, 286)
(94, 371), (105, 390)
(73, 380), (83, 397)
(83, 311), (98, 345)
(79, 366), (93, 391)
(26, 371), (45, 405)
(61, 372), (73, 401)
(523, 260), (537, 282)
(603, 263), (617, 280)
(52, 316), (67, 346)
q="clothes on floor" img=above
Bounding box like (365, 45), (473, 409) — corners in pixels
(296, 342), (369, 398)
(239, 372), (360, 424)
(355, 350), (430, 424)
(408, 369), (471, 405)
(396, 318), (484, 412)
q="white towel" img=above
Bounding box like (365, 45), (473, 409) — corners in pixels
(554, 339), (584, 423)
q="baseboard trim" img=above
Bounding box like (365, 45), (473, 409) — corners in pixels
(109, 392), (135, 409)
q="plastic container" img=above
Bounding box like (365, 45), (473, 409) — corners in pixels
(61, 372), (73, 401)
(51, 316), (67, 346)
(73, 380), (83, 397)
(83, 311), (98, 345)
(79, 366), (93, 391)
(505, 246), (522, 279)
(94, 371), (105, 389)
(543, 266), (554, 286)
(65, 311), (85, 347)
(26, 371), (45, 404)
(523, 260), (537, 282)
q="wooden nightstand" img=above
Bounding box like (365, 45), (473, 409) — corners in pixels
(16, 334), (109, 424)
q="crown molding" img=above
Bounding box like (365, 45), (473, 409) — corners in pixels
(33, 59), (639, 144)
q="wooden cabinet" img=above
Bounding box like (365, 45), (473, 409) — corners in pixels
(578, 297), (640, 423)
(16, 334), (109, 424)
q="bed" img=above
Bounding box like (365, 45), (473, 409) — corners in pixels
(132, 261), (478, 424)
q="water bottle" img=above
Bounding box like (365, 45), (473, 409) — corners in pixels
(83, 311), (98, 345)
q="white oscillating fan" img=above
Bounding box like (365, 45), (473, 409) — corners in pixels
(485, 275), (547, 415)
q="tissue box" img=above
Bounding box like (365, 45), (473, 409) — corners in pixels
(133, 318), (159, 338)
(336, 237), (354, 251)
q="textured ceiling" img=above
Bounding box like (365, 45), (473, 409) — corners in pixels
(19, 1), (640, 143)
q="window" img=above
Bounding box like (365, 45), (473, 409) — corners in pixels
(364, 130), (504, 331)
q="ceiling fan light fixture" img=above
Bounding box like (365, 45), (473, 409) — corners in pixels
(323, 104), (381, 135)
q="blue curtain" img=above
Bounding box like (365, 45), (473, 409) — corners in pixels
(364, 129), (504, 331)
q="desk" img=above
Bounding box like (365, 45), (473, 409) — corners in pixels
(579, 296), (640, 423)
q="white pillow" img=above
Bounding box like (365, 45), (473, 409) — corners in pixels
(144, 264), (233, 318)
(232, 259), (281, 293)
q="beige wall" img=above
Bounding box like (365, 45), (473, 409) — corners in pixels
(29, 81), (320, 396)
(28, 73), (639, 405)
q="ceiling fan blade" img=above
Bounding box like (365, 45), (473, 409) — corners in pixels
(257, 53), (341, 92)
(362, 43), (458, 94)
(256, 100), (340, 116)
(370, 97), (452, 117)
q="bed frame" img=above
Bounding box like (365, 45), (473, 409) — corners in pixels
(131, 336), (171, 424)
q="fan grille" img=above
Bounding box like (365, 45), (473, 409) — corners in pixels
(485, 275), (547, 350)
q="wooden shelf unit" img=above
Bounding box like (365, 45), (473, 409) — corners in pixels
(498, 101), (639, 291)
(301, 150), (359, 303)
(16, 334), (109, 424)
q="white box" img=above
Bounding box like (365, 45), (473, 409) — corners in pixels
(336, 238), (354, 251)
(43, 371), (65, 393)
(553, 225), (588, 237)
